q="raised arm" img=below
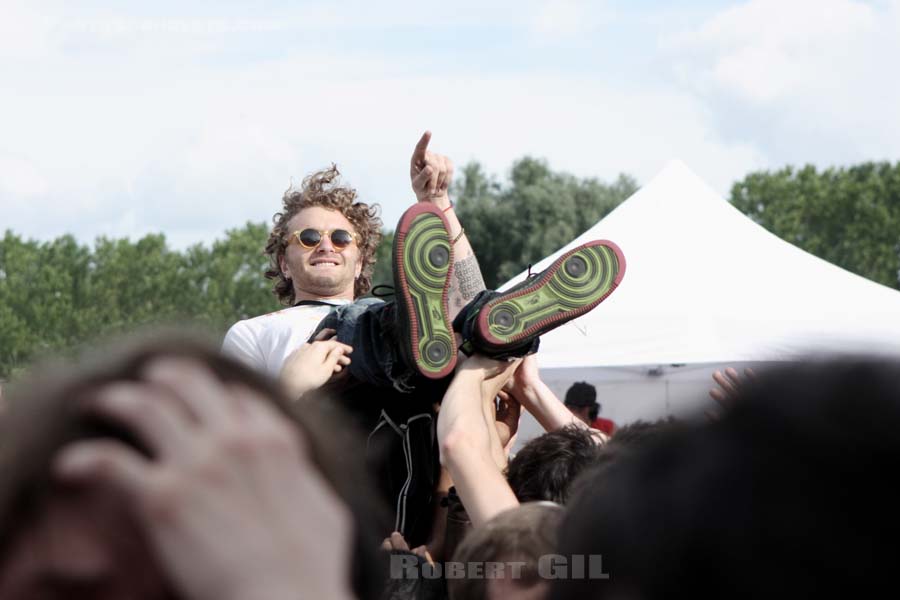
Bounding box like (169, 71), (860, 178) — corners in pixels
(410, 131), (486, 317)
(506, 355), (609, 443)
(436, 356), (521, 528)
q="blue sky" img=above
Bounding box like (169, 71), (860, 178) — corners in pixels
(2, 0), (899, 248)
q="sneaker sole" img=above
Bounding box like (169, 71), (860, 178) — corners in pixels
(393, 204), (457, 379)
(475, 240), (626, 349)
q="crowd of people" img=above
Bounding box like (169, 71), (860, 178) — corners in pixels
(0, 133), (897, 599)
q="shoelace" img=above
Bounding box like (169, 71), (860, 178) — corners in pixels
(370, 284), (395, 298)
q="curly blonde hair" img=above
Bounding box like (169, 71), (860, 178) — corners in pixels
(265, 165), (383, 304)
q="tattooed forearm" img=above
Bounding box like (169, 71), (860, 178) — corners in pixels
(453, 255), (486, 302)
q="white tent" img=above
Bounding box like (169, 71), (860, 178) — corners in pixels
(502, 161), (900, 436)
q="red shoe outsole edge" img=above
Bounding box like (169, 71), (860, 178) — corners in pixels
(474, 240), (627, 349)
(393, 203), (457, 380)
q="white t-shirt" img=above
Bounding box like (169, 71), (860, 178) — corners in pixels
(222, 301), (349, 376)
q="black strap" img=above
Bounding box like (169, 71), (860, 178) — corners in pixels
(293, 299), (340, 307)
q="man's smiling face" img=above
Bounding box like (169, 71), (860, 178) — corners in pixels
(279, 206), (362, 302)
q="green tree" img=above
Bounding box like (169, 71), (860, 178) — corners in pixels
(0, 233), (99, 372)
(730, 162), (900, 290)
(452, 158), (637, 288)
(370, 230), (395, 292)
(0, 223), (278, 378)
(187, 222), (280, 328)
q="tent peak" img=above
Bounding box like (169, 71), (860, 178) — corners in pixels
(642, 160), (724, 204)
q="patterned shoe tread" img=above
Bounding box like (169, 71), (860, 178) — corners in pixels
(477, 241), (625, 348)
(394, 207), (456, 379)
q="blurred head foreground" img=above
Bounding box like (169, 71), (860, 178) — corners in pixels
(450, 502), (563, 600)
(0, 335), (386, 600)
(552, 357), (900, 600)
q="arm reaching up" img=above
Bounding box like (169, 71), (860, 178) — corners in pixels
(409, 131), (486, 317)
(437, 356), (521, 528)
(506, 356), (609, 444)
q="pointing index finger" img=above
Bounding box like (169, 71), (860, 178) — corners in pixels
(411, 130), (432, 168)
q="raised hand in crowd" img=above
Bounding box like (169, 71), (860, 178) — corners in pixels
(495, 390), (522, 458)
(707, 366), (757, 420)
(409, 130), (486, 313)
(280, 328), (353, 400)
(437, 355), (522, 527)
(54, 359), (355, 600)
(504, 355), (609, 443)
(410, 131), (454, 207)
(380, 531), (435, 566)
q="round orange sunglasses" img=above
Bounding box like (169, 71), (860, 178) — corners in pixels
(288, 228), (359, 251)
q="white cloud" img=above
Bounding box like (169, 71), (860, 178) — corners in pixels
(529, 0), (613, 41)
(670, 0), (877, 103)
(0, 0), (59, 60)
(39, 0), (607, 41)
(0, 48), (763, 247)
(666, 0), (900, 166)
(11, 0), (870, 251)
(0, 155), (49, 200)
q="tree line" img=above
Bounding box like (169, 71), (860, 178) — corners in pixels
(3, 159), (899, 377)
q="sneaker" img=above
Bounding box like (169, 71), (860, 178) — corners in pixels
(463, 240), (626, 356)
(393, 203), (457, 379)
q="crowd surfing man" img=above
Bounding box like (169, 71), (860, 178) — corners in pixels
(223, 131), (626, 542)
(223, 132), (484, 379)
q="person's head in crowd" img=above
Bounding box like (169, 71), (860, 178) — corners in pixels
(605, 418), (679, 447)
(564, 381), (597, 426)
(0, 333), (388, 600)
(505, 425), (601, 504)
(265, 165), (383, 303)
(449, 502), (562, 600)
(551, 357), (900, 600)
(564, 418), (684, 504)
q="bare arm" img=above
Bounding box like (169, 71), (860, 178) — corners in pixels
(409, 131), (486, 317)
(437, 357), (520, 528)
(507, 356), (610, 443)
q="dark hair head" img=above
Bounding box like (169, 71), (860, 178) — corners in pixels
(552, 357), (900, 600)
(506, 425), (601, 504)
(566, 417), (685, 503)
(564, 381), (597, 408)
(0, 331), (389, 600)
(264, 165), (383, 303)
(608, 418), (681, 447)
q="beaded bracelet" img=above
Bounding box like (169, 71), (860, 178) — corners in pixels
(451, 228), (465, 245)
